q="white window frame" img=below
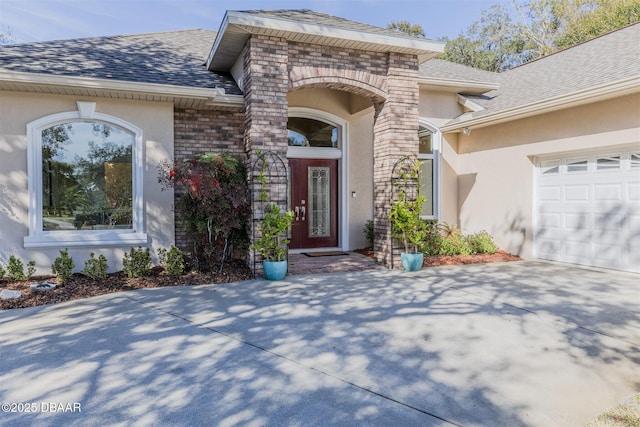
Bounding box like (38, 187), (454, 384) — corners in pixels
(24, 102), (147, 248)
(418, 120), (441, 220)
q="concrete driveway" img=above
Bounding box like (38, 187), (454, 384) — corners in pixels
(1, 261), (638, 426)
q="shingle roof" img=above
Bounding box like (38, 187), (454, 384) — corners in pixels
(0, 29), (242, 95)
(239, 9), (431, 42)
(419, 59), (500, 84)
(446, 22), (640, 124)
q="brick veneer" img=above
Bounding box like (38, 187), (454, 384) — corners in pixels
(173, 107), (245, 251)
(173, 36), (421, 268)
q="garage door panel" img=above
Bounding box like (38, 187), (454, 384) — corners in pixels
(594, 183), (623, 201)
(535, 147), (640, 273)
(629, 182), (640, 200)
(564, 185), (589, 201)
(564, 212), (590, 231)
(539, 185), (561, 201)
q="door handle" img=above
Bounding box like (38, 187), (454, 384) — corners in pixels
(301, 206), (306, 222)
(295, 206), (300, 221)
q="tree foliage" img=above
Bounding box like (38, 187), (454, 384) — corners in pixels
(158, 153), (250, 272)
(387, 21), (425, 37)
(439, 0), (640, 71)
(0, 26), (14, 45)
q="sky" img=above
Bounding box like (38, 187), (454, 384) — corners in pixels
(0, 0), (502, 44)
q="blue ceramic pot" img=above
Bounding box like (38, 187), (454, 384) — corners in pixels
(263, 260), (288, 280)
(401, 252), (423, 271)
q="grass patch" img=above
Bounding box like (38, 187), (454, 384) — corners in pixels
(586, 394), (640, 427)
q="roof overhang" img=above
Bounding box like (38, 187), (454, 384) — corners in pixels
(440, 76), (640, 133)
(418, 76), (499, 95)
(207, 10), (445, 71)
(0, 71), (244, 110)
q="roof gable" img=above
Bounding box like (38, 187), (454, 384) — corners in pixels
(207, 9), (445, 71)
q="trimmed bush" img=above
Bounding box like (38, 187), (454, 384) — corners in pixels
(122, 246), (152, 278)
(82, 253), (108, 279)
(0, 263), (5, 280)
(52, 249), (75, 284)
(6, 255), (35, 281)
(158, 246), (185, 276)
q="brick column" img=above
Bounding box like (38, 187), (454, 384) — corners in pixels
(373, 53), (420, 267)
(242, 35), (290, 271)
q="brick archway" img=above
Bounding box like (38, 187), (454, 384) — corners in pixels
(289, 66), (387, 104)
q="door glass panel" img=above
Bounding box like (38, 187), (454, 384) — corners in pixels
(308, 167), (331, 237)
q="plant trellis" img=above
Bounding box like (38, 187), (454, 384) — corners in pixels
(390, 156), (420, 269)
(251, 150), (289, 277)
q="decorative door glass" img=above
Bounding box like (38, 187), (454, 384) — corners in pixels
(308, 167), (331, 237)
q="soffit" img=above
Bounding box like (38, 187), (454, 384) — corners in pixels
(0, 71), (244, 110)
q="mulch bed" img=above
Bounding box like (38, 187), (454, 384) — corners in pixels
(353, 248), (521, 267)
(0, 261), (252, 310)
(2, 251), (521, 311)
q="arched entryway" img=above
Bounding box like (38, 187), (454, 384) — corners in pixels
(287, 107), (348, 251)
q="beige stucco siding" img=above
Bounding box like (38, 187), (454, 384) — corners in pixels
(288, 88), (375, 250)
(0, 91), (175, 274)
(455, 93), (640, 258)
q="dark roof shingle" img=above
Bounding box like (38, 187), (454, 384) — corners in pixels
(0, 29), (242, 95)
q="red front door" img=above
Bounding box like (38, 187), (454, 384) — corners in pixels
(289, 158), (338, 249)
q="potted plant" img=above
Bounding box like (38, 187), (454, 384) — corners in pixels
(253, 203), (294, 280)
(389, 163), (427, 271)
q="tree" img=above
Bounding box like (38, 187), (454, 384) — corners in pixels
(0, 26), (14, 45)
(441, 4), (534, 72)
(440, 0), (640, 71)
(387, 21), (425, 37)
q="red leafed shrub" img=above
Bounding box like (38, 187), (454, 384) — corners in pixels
(158, 153), (250, 272)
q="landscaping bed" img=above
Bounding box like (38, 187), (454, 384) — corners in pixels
(0, 261), (252, 310)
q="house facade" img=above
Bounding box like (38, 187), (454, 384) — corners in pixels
(0, 10), (638, 273)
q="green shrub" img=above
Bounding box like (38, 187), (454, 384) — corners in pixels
(437, 224), (473, 256)
(466, 231), (498, 254)
(6, 255), (36, 281)
(0, 263), (5, 280)
(363, 219), (375, 249)
(122, 246), (152, 278)
(52, 249), (75, 284)
(82, 253), (108, 279)
(158, 246), (185, 276)
(420, 220), (442, 256)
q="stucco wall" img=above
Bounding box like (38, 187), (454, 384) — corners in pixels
(455, 93), (640, 258)
(288, 88), (375, 250)
(0, 91), (175, 274)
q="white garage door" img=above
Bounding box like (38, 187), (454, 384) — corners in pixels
(535, 147), (640, 273)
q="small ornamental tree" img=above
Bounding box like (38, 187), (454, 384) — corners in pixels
(158, 153), (250, 272)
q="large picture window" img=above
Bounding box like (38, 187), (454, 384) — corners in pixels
(42, 122), (133, 231)
(24, 103), (146, 248)
(418, 123), (440, 219)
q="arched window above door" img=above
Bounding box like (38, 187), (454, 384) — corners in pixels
(287, 117), (338, 148)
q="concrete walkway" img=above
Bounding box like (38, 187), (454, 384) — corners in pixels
(1, 261), (638, 426)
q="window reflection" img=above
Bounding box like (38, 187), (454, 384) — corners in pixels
(287, 117), (338, 148)
(42, 122), (133, 231)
